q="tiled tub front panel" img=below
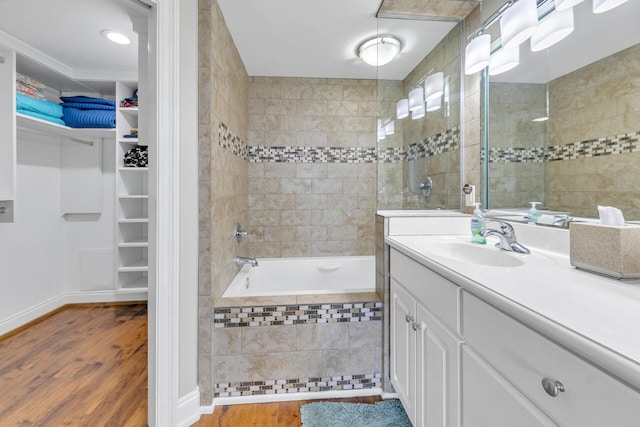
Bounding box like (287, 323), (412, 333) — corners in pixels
(212, 302), (383, 398)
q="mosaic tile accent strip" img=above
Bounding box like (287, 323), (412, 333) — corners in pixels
(214, 374), (381, 398)
(377, 146), (406, 163)
(248, 146), (378, 163)
(483, 147), (546, 163)
(213, 302), (382, 328)
(482, 131), (640, 164)
(546, 131), (640, 161)
(218, 122), (248, 160)
(406, 127), (460, 161)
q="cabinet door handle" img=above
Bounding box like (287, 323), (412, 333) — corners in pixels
(412, 322), (421, 331)
(541, 378), (565, 397)
(405, 314), (414, 323)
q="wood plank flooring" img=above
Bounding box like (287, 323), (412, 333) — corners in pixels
(195, 396), (382, 427)
(0, 304), (148, 426)
(0, 304), (382, 426)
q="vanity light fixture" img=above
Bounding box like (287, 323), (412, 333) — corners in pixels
(396, 99), (409, 119)
(500, 0), (539, 50)
(357, 36), (402, 67)
(425, 72), (444, 101)
(377, 119), (386, 140)
(426, 96), (442, 112)
(412, 103), (426, 120)
(555, 0), (584, 11)
(384, 120), (395, 135)
(101, 29), (131, 45)
(593, 0), (628, 13)
(489, 47), (520, 75)
(465, 34), (491, 75)
(530, 7), (574, 52)
(409, 86), (425, 112)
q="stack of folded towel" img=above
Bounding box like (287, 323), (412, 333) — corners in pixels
(15, 73), (65, 125)
(60, 96), (116, 128)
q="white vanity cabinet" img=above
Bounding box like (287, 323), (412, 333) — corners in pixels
(461, 290), (640, 427)
(390, 248), (462, 427)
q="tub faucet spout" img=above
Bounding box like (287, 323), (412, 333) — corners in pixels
(235, 256), (258, 267)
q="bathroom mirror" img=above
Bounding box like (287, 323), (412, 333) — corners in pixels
(481, 0), (640, 221)
(376, 17), (464, 211)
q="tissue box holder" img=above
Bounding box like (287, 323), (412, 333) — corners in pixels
(570, 222), (640, 279)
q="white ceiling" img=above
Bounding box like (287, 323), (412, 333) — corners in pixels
(0, 0), (139, 92)
(217, 0), (458, 81)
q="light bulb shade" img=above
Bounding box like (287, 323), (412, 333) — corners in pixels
(426, 96), (442, 112)
(384, 121), (395, 135)
(500, 0), (539, 50)
(424, 72), (444, 101)
(396, 98), (409, 119)
(555, 0), (584, 11)
(408, 87), (425, 111)
(357, 36), (402, 66)
(593, 0), (628, 13)
(411, 103), (425, 120)
(489, 47), (520, 75)
(530, 8), (574, 52)
(465, 34), (491, 75)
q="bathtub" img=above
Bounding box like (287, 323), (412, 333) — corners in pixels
(222, 256), (376, 298)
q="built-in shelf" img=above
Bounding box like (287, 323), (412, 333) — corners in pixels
(119, 138), (139, 144)
(118, 167), (148, 172)
(119, 241), (149, 248)
(119, 258), (149, 272)
(119, 107), (139, 113)
(17, 113), (115, 140)
(118, 218), (149, 223)
(118, 194), (149, 199)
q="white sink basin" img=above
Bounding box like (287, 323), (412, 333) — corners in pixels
(432, 241), (525, 267)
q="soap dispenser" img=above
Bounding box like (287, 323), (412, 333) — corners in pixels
(470, 203), (486, 244)
(527, 202), (542, 223)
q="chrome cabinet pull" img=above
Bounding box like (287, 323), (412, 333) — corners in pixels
(412, 322), (421, 331)
(542, 378), (565, 397)
(405, 314), (414, 323)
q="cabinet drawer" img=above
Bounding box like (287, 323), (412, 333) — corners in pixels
(390, 248), (459, 333)
(462, 291), (640, 426)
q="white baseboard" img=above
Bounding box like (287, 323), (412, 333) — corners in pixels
(178, 387), (201, 427)
(0, 290), (148, 336)
(0, 294), (66, 336)
(201, 387), (384, 414)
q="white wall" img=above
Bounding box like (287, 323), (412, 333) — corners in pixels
(0, 134), (65, 330)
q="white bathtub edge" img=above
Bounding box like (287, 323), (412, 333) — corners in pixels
(201, 387), (384, 412)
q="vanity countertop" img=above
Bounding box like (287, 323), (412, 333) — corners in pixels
(386, 230), (640, 389)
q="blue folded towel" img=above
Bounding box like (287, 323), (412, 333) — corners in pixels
(59, 102), (115, 111)
(62, 107), (116, 128)
(60, 96), (116, 107)
(17, 109), (66, 126)
(16, 93), (63, 118)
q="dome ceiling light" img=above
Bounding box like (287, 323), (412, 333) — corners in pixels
(357, 36), (402, 67)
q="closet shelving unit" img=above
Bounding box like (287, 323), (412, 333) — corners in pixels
(115, 81), (148, 290)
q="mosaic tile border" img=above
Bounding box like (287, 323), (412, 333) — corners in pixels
(218, 122), (248, 160)
(407, 127), (460, 161)
(248, 146), (378, 163)
(546, 131), (640, 161)
(213, 302), (382, 328)
(214, 374), (381, 398)
(483, 131), (640, 164)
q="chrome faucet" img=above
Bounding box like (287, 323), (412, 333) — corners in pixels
(234, 256), (258, 267)
(480, 220), (530, 254)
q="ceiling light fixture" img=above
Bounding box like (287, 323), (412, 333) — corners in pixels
(357, 36), (401, 67)
(530, 7), (574, 52)
(500, 0), (539, 50)
(101, 29), (131, 45)
(593, 0), (628, 13)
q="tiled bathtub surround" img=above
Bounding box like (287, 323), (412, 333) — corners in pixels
(406, 127), (460, 161)
(214, 302), (382, 328)
(219, 122), (248, 160)
(546, 132), (640, 161)
(215, 374), (381, 398)
(212, 309), (383, 398)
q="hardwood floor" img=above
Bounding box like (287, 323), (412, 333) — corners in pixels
(195, 396), (382, 427)
(0, 304), (148, 426)
(0, 304), (381, 426)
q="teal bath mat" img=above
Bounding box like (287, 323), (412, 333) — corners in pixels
(300, 399), (412, 427)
